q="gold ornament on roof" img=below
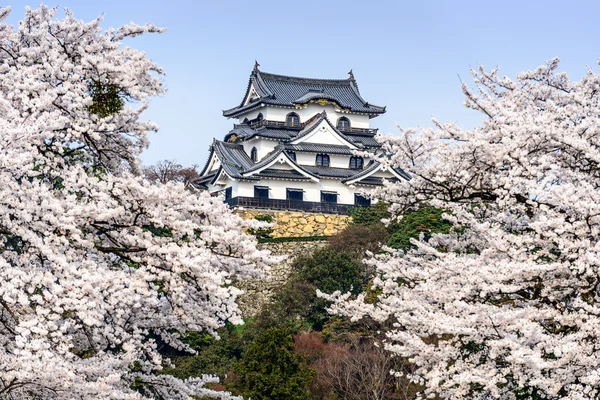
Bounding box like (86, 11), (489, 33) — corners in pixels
(309, 98), (340, 108)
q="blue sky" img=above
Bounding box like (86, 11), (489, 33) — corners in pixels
(4, 1), (600, 166)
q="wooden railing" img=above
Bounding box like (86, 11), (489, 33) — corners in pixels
(225, 196), (352, 215)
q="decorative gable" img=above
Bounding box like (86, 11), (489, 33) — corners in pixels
(290, 116), (358, 149)
(243, 84), (260, 106)
(242, 150), (319, 182)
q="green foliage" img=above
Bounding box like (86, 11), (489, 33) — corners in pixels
(349, 201), (391, 226)
(295, 247), (364, 295)
(327, 223), (390, 259)
(387, 207), (453, 250)
(258, 235), (328, 244)
(160, 325), (244, 382)
(156, 206), (453, 398)
(248, 214), (274, 239)
(269, 280), (331, 332)
(232, 327), (315, 400)
(87, 80), (124, 118)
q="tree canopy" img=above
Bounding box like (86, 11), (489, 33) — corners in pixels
(326, 59), (600, 399)
(0, 6), (270, 399)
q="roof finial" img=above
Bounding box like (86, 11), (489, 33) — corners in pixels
(347, 69), (355, 81)
(253, 60), (260, 73)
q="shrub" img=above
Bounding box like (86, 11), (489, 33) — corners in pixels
(294, 248), (364, 295)
(387, 207), (452, 250)
(327, 223), (390, 260)
(348, 202), (391, 226)
(159, 324), (245, 382)
(231, 327), (315, 400)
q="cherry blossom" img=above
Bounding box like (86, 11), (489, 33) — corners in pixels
(326, 59), (600, 399)
(0, 6), (269, 399)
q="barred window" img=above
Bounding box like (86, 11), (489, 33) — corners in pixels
(316, 153), (330, 167)
(337, 117), (350, 130)
(286, 112), (300, 127)
(349, 156), (363, 169)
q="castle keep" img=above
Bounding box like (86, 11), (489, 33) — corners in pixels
(196, 63), (409, 235)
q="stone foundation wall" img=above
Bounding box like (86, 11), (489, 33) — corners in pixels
(236, 240), (328, 316)
(235, 209), (352, 237)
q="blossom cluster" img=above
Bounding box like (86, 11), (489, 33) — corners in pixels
(327, 59), (600, 399)
(0, 6), (270, 399)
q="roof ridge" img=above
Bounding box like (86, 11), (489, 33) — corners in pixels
(258, 71), (352, 85)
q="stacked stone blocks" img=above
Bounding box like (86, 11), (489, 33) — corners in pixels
(235, 209), (351, 238)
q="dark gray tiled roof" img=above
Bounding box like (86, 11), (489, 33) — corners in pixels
(256, 169), (312, 181)
(197, 138), (409, 186)
(194, 171), (218, 189)
(293, 90), (340, 105)
(212, 140), (254, 178)
(346, 135), (382, 148)
(242, 145), (320, 180)
(243, 145), (285, 174)
(353, 177), (398, 186)
(223, 69), (386, 117)
(342, 161), (412, 183)
(303, 166), (358, 179)
(285, 143), (353, 155)
(253, 127), (298, 140)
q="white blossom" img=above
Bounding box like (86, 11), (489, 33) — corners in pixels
(0, 6), (270, 399)
(327, 58), (600, 399)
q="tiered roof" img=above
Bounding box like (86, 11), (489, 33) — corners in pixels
(198, 140), (410, 189)
(197, 65), (411, 193)
(223, 66), (386, 118)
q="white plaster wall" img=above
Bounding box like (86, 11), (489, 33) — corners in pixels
(206, 155), (221, 174)
(294, 123), (357, 147)
(236, 180), (255, 198)
(236, 178), (368, 205)
(294, 152), (359, 169)
(233, 108), (265, 122)
(372, 169), (398, 178)
(242, 138), (278, 161)
(295, 152), (317, 166)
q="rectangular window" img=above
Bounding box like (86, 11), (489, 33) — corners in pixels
(225, 187), (232, 201)
(254, 186), (269, 199)
(321, 191), (337, 203)
(354, 194), (371, 207)
(286, 188), (303, 201)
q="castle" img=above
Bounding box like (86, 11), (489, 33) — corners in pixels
(196, 63), (409, 216)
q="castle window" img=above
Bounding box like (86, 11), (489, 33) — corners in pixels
(286, 112), (300, 127)
(254, 186), (269, 199)
(354, 194), (371, 207)
(286, 188), (303, 201)
(321, 191), (337, 203)
(349, 156), (363, 169)
(256, 113), (263, 121)
(287, 151), (296, 161)
(337, 117), (350, 131)
(251, 147), (258, 162)
(316, 153), (330, 167)
(225, 187), (233, 201)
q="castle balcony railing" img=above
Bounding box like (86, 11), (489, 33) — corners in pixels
(225, 196), (351, 215)
(339, 127), (378, 135)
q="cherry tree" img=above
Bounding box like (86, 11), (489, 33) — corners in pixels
(0, 5), (270, 399)
(143, 160), (200, 190)
(326, 59), (600, 399)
